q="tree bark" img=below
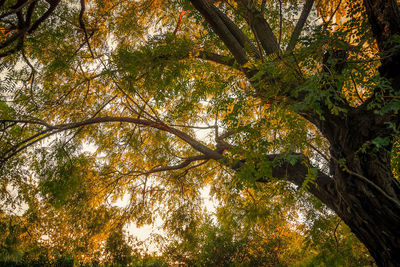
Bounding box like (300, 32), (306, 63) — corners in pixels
(306, 104), (400, 266)
(329, 147), (400, 266)
(258, 141), (400, 266)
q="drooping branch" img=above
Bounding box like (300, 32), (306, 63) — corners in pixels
(1, 117), (337, 210)
(0, 116), (224, 165)
(1, 121), (339, 221)
(287, 0), (314, 51)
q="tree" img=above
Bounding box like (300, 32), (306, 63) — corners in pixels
(162, 182), (373, 266)
(1, 0), (400, 265)
(104, 226), (133, 266)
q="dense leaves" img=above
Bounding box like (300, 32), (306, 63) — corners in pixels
(1, 0), (400, 265)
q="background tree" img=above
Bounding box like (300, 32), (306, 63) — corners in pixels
(1, 0), (400, 265)
(162, 181), (372, 266)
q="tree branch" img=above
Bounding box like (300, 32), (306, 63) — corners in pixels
(234, 0), (279, 55)
(190, 0), (249, 65)
(79, 0), (95, 58)
(197, 51), (236, 67)
(0, 116), (224, 165)
(27, 0), (60, 33)
(144, 155), (209, 174)
(1, 119), (338, 213)
(287, 0), (314, 51)
(0, 0), (37, 19)
(231, 153), (337, 211)
(212, 6), (260, 58)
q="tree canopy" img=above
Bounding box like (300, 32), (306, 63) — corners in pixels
(1, 0), (400, 266)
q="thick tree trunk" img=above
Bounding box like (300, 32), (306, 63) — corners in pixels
(262, 141), (400, 266)
(316, 110), (400, 266)
(329, 150), (400, 266)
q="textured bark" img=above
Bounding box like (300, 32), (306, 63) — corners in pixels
(234, 0), (280, 55)
(303, 101), (400, 266)
(190, 0), (249, 64)
(326, 128), (400, 267)
(254, 142), (400, 266)
(329, 4), (400, 264)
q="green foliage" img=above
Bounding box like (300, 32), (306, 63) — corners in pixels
(391, 138), (400, 180)
(302, 167), (318, 191)
(300, 216), (373, 267)
(1, 0), (395, 265)
(163, 180), (373, 266)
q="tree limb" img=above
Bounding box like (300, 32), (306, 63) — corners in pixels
(0, 116), (224, 165)
(0, 0), (37, 19)
(79, 0), (95, 58)
(234, 0), (279, 55)
(28, 0), (61, 34)
(287, 0), (314, 51)
(197, 51), (236, 67)
(212, 6), (260, 58)
(230, 153), (337, 211)
(190, 0), (249, 64)
(144, 155), (209, 174)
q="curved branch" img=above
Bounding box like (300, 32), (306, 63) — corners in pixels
(0, 0), (37, 19)
(144, 155), (209, 174)
(2, 119), (337, 213)
(0, 116), (224, 165)
(28, 0), (60, 33)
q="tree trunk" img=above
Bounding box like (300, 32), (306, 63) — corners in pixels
(332, 155), (400, 266)
(323, 121), (400, 266)
(262, 136), (400, 266)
